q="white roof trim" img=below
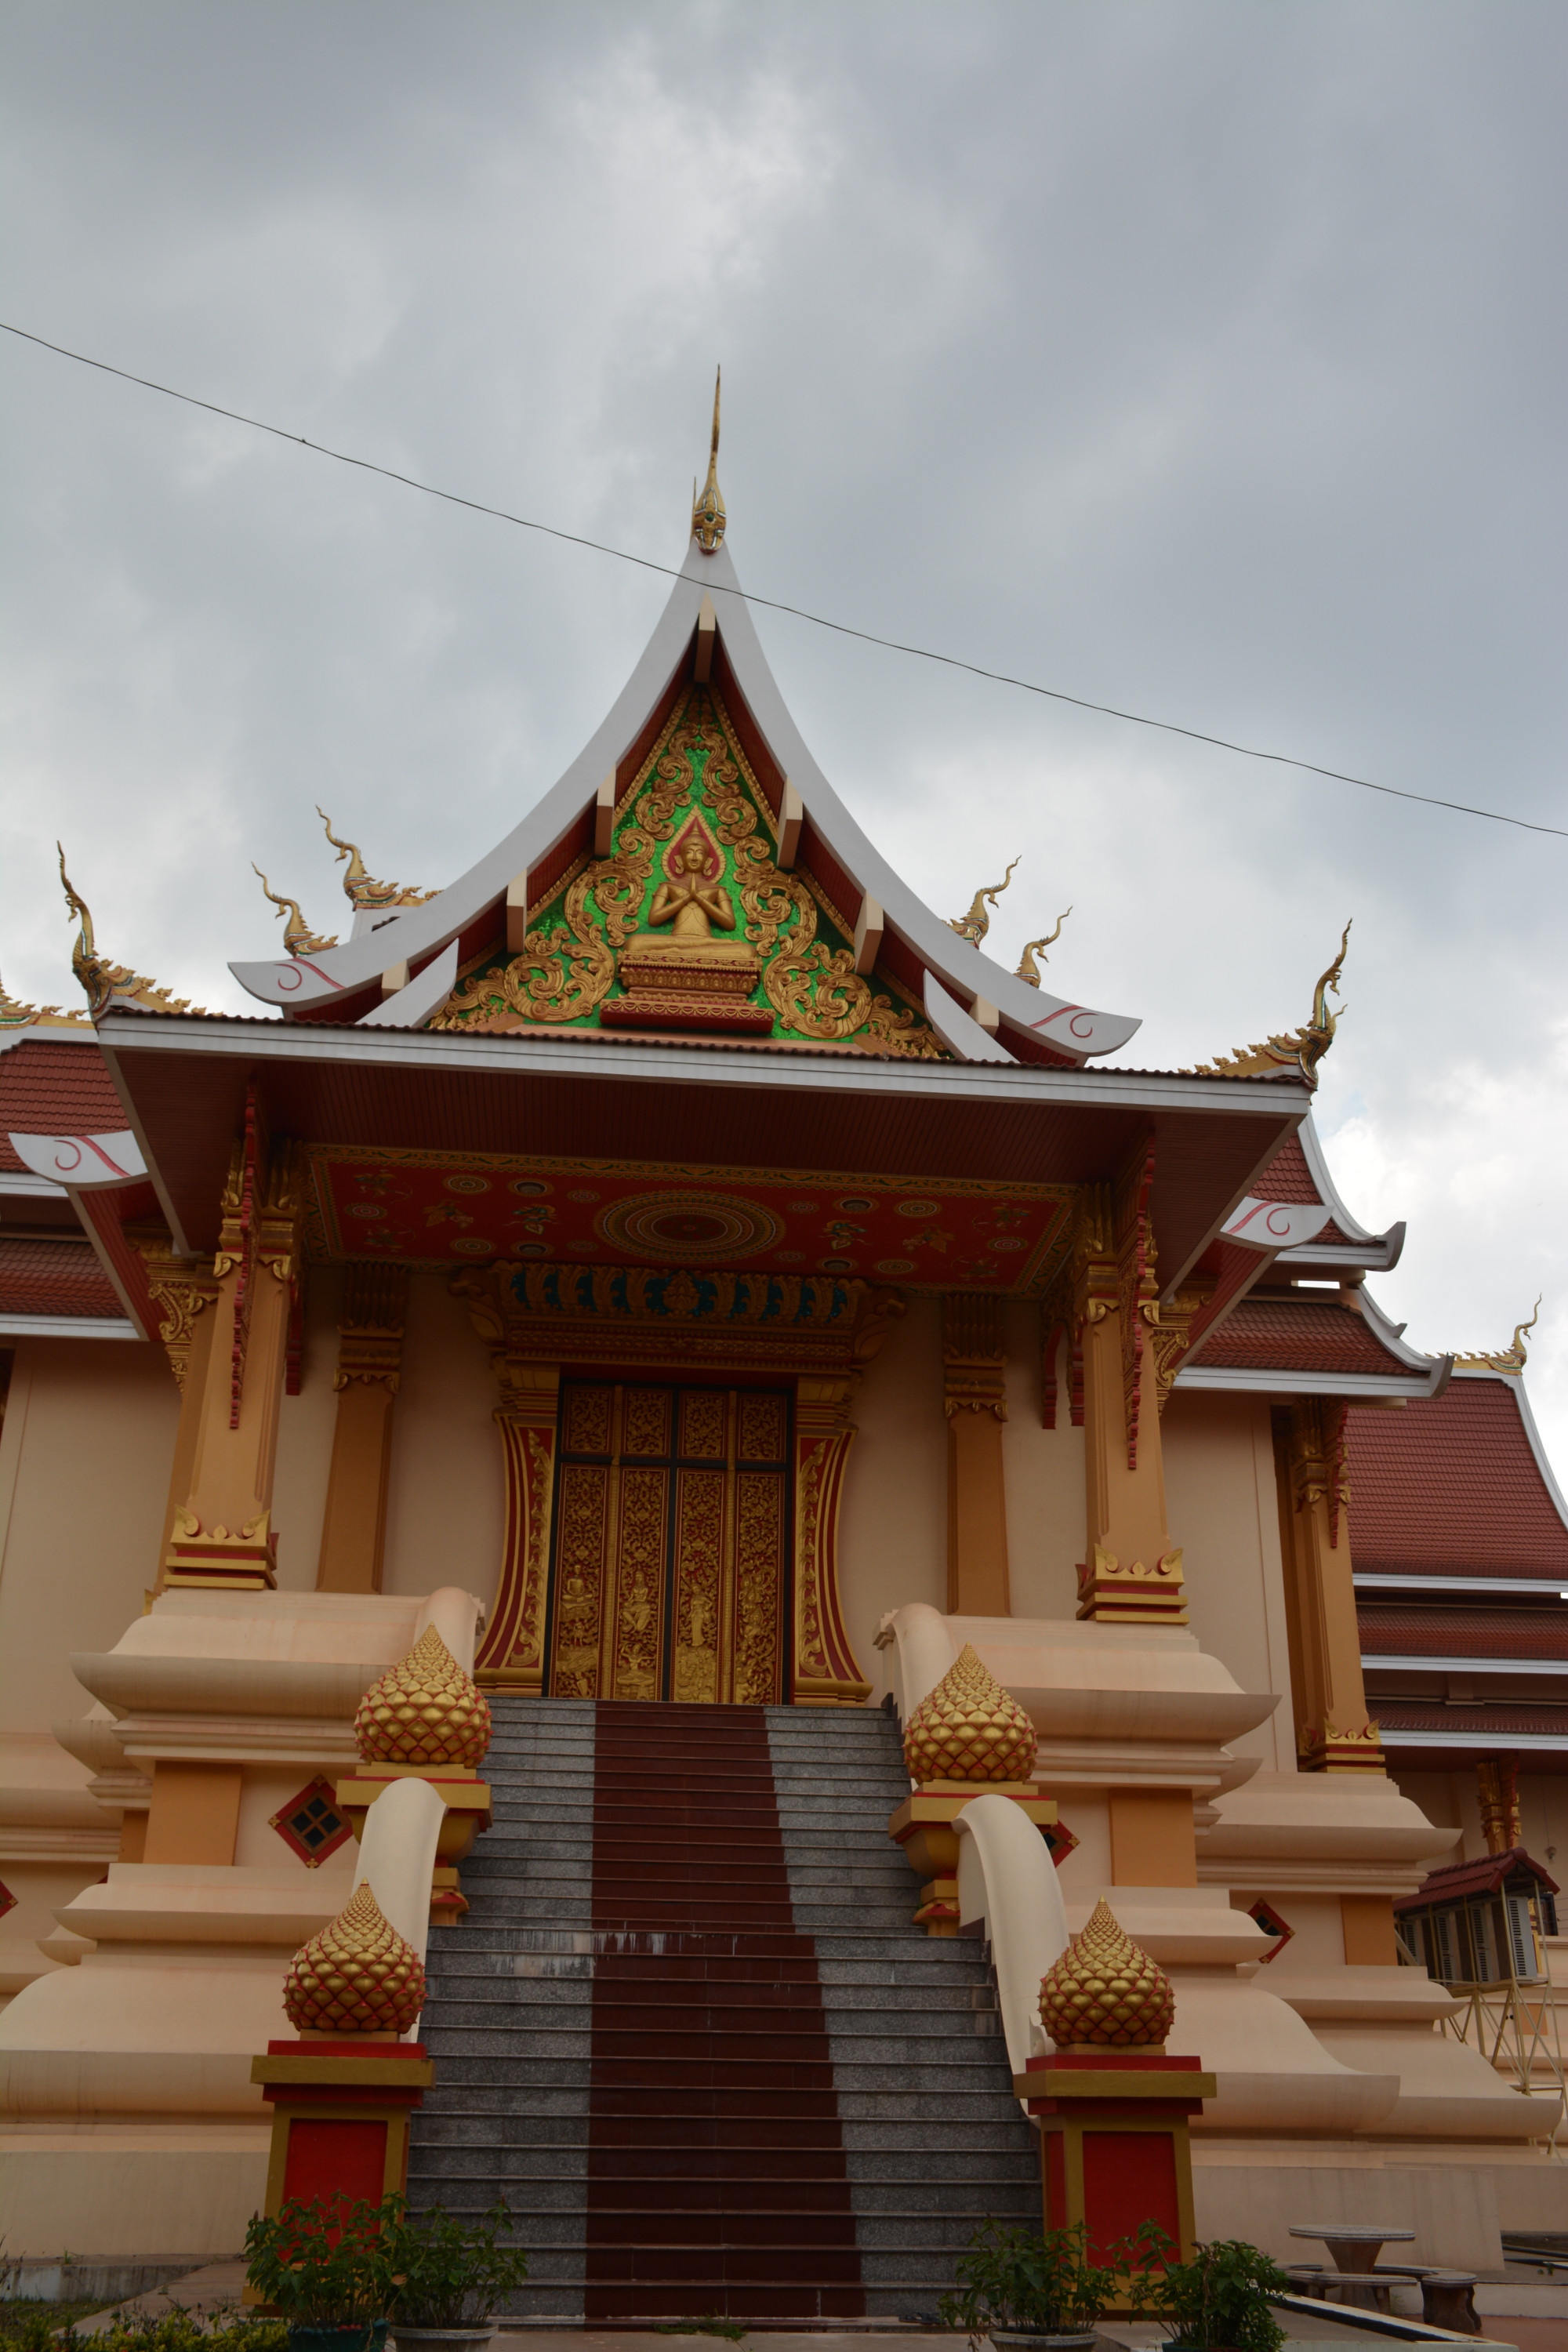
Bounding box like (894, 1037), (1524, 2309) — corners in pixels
(1378, 1727), (1568, 1752)
(1175, 1363), (1444, 1399)
(96, 1008), (1305, 1119)
(0, 1312), (140, 1340)
(0, 1172), (65, 1199)
(230, 535), (1142, 1060)
(1366, 1654), (1568, 1678)
(1356, 1573), (1568, 1598)
(0, 1024), (98, 1056)
(1274, 1115), (1405, 1270)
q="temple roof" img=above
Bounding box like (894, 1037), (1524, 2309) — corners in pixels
(226, 532), (1143, 1065)
(1176, 1276), (1446, 1399)
(1348, 1373), (1568, 1584)
(1396, 1846), (1560, 1907)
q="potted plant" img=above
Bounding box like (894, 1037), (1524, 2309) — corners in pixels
(938, 2219), (1113, 2349)
(1148, 2239), (1288, 2352)
(384, 2197), (529, 2351)
(245, 2195), (396, 2352)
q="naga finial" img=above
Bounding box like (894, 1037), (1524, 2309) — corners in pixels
(692, 365), (726, 553)
(58, 844), (197, 1019)
(252, 865), (338, 957)
(1185, 919), (1352, 1088)
(316, 807), (434, 916)
(948, 857), (1020, 948)
(1016, 907), (1073, 987)
(1454, 1298), (1541, 1377)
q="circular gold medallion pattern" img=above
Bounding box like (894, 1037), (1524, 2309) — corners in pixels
(596, 1191), (782, 1263)
(877, 1258), (916, 1276)
(445, 1174), (490, 1195)
(897, 1200), (941, 1218)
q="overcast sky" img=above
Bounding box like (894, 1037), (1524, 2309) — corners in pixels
(2, 2), (1564, 1473)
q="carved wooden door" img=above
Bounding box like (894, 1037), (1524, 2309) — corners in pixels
(544, 1381), (789, 1704)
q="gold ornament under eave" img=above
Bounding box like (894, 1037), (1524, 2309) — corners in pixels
(282, 1880), (426, 2036)
(1039, 1896), (1175, 2051)
(902, 1643), (1038, 1784)
(354, 1625), (492, 1768)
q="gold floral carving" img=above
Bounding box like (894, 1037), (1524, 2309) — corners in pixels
(1039, 1897), (1174, 2051)
(129, 1227), (221, 1390)
(1116, 1145), (1159, 1472)
(942, 1292), (1007, 1420)
(1148, 1281), (1216, 1417)
(434, 683), (942, 1057)
(1453, 1299), (1540, 1376)
(1039, 1183), (1116, 1430)
(336, 1263), (408, 1393)
(282, 1880), (426, 2035)
(1288, 1397), (1352, 1550)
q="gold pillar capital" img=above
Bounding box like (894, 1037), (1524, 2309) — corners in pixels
(1273, 1399), (1384, 1773)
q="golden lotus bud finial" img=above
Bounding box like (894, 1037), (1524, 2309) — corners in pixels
(902, 1642), (1038, 1785)
(692, 365), (726, 552)
(1039, 1897), (1175, 2052)
(283, 1881), (426, 2036)
(354, 1625), (492, 1768)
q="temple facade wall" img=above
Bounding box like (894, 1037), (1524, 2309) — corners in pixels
(1161, 1390), (1294, 1773)
(1000, 1299), (1084, 1621)
(379, 1273), (503, 1604)
(0, 1337), (176, 1731)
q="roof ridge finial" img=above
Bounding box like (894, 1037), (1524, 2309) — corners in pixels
(1454, 1296), (1541, 1377)
(252, 864), (338, 957)
(692, 365), (726, 553)
(1185, 918), (1352, 1087)
(57, 844), (198, 1020)
(316, 807), (434, 916)
(1016, 907), (1073, 987)
(948, 857), (1020, 948)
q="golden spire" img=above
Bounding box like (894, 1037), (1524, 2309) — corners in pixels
(1016, 907), (1073, 987)
(902, 1642), (1038, 1784)
(947, 858), (1020, 947)
(1039, 1896), (1175, 2052)
(282, 1881), (426, 2036)
(354, 1624), (492, 1768)
(1186, 920), (1351, 1087)
(692, 366), (726, 553)
(1454, 1297), (1541, 1376)
(252, 864), (338, 957)
(57, 845), (198, 1020)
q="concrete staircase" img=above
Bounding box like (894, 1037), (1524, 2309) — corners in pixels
(409, 1697), (1038, 2321)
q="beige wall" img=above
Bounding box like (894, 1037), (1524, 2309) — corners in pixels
(0, 1338), (178, 1732)
(271, 1265), (343, 1592)
(837, 1296), (947, 1686)
(1163, 1390), (1293, 1770)
(1001, 1302), (1083, 1621)
(380, 1272), (505, 1606)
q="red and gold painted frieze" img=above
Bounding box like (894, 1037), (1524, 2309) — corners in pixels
(305, 1145), (1073, 1297)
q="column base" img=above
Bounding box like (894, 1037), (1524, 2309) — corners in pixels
(250, 2038), (434, 2225)
(162, 1512), (278, 1592)
(1076, 1544), (1188, 1624)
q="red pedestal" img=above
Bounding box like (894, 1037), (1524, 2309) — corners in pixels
(251, 2038), (435, 2219)
(1014, 2050), (1214, 2266)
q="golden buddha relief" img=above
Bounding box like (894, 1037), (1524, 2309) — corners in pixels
(435, 681), (943, 1055)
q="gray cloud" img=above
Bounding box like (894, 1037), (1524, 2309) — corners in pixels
(2, 0), (1563, 1457)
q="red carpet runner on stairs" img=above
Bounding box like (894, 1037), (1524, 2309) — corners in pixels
(586, 1701), (864, 2321)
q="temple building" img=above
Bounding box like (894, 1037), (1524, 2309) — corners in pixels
(0, 406), (1563, 2311)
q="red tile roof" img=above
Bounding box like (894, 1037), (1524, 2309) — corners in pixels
(1360, 1606), (1568, 1661)
(0, 1237), (122, 1318)
(1376, 1697), (1568, 1740)
(1396, 1846), (1559, 1910)
(1254, 1133), (1324, 1204)
(0, 1039), (124, 1174)
(1189, 1294), (1416, 1377)
(1348, 1383), (1568, 1581)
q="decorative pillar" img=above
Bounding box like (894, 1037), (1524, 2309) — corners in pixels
(793, 1374), (871, 1704)
(315, 1265), (408, 1594)
(130, 1227), (223, 1585)
(1271, 1400), (1383, 1773)
(252, 1883), (432, 2217)
(1018, 1900), (1212, 2266)
(942, 1294), (1010, 1615)
(887, 1645), (1053, 1933)
(161, 1097), (303, 1591)
(336, 1628), (493, 1924)
(1066, 1151), (1188, 1629)
(1046, 1152), (1196, 1889)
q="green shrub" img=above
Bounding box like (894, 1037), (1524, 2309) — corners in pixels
(938, 2220), (1116, 2340)
(1149, 2239), (1288, 2352)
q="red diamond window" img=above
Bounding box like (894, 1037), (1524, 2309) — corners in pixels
(0, 1878), (16, 1922)
(1043, 1818), (1080, 1868)
(269, 1777), (355, 1869)
(1248, 1896), (1295, 1961)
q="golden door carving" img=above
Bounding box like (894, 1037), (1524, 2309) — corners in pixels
(545, 1381), (789, 1704)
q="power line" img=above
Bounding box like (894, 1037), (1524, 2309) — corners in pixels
(2, 315), (1563, 843)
